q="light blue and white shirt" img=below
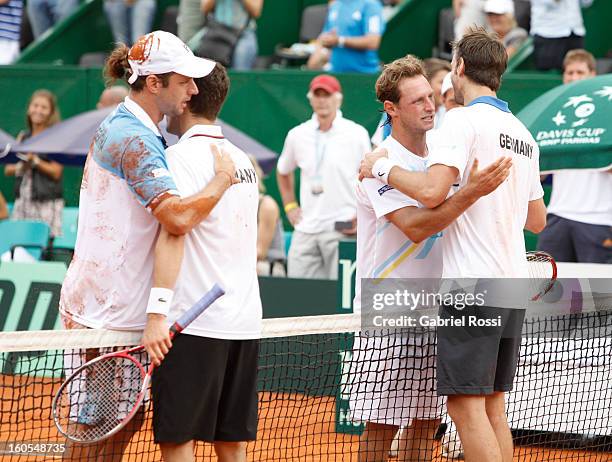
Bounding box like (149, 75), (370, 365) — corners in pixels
(60, 97), (179, 330)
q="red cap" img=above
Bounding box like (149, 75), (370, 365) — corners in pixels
(310, 74), (342, 94)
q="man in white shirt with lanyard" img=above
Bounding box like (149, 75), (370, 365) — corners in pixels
(351, 55), (512, 461)
(360, 28), (547, 462)
(277, 74), (371, 279)
(148, 63), (262, 462)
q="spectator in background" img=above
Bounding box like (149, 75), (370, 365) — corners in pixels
(104, 0), (155, 46)
(537, 49), (612, 263)
(484, 0), (527, 58)
(0, 0), (22, 64)
(27, 0), (78, 38)
(179, 0), (263, 70)
(453, 0), (487, 39)
(4, 89), (64, 238)
(307, 0), (385, 74)
(424, 58), (451, 128)
(249, 155), (286, 276)
(97, 85), (129, 109)
(530, 0), (593, 71)
(0, 191), (8, 220)
(277, 75), (370, 279)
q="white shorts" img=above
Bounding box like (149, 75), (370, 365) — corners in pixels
(60, 315), (148, 424)
(347, 333), (444, 427)
(63, 347), (148, 424)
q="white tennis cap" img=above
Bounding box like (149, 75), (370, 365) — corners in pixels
(484, 0), (514, 15)
(441, 72), (453, 97)
(127, 31), (216, 85)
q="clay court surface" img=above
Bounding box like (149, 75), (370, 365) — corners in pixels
(1, 375), (609, 462)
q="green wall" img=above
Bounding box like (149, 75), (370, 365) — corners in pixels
(379, 0), (451, 63)
(0, 67), (561, 207)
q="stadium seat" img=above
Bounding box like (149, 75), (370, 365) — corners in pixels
(79, 52), (107, 67)
(436, 8), (454, 61)
(160, 6), (179, 36)
(596, 58), (612, 75)
(274, 4), (328, 67)
(299, 4), (328, 43)
(53, 207), (79, 250)
(0, 220), (50, 260)
(514, 0), (531, 31)
(284, 231), (292, 255)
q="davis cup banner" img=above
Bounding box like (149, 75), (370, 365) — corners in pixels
(518, 73), (612, 173)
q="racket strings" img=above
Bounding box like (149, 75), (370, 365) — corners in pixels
(55, 355), (144, 441)
(526, 252), (556, 300)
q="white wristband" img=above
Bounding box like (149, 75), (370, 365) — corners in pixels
(338, 36), (346, 48)
(146, 287), (174, 316)
(372, 157), (395, 184)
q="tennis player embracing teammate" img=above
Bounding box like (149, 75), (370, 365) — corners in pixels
(360, 28), (546, 462)
(351, 54), (512, 461)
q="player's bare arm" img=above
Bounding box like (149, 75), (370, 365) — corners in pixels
(360, 147), (512, 208)
(153, 144), (239, 235)
(143, 229), (185, 366)
(385, 158), (512, 242)
(277, 170), (302, 227)
(524, 198), (547, 234)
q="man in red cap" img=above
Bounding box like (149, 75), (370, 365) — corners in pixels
(277, 74), (371, 279)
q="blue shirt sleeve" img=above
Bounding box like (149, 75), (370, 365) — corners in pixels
(120, 134), (178, 210)
(322, 3), (335, 33)
(362, 0), (385, 36)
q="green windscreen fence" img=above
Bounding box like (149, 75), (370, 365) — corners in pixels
(0, 68), (561, 207)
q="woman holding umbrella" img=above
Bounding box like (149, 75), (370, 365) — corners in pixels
(4, 89), (64, 239)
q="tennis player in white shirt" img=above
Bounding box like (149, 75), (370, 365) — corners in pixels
(146, 64), (262, 462)
(360, 28), (547, 462)
(351, 54), (513, 461)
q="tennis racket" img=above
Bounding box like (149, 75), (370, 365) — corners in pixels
(526, 251), (557, 301)
(52, 284), (225, 443)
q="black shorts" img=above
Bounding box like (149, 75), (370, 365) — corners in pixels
(152, 334), (259, 443)
(436, 305), (525, 396)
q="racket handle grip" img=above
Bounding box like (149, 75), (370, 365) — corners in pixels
(170, 284), (225, 335)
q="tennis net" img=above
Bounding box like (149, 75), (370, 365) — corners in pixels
(0, 312), (610, 461)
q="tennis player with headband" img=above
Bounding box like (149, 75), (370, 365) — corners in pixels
(58, 31), (237, 460)
(360, 28), (546, 462)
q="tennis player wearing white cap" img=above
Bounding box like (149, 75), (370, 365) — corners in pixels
(59, 31), (238, 460)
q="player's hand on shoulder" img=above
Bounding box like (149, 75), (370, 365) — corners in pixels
(142, 313), (172, 367)
(359, 148), (388, 181)
(465, 156), (512, 198)
(211, 144), (239, 185)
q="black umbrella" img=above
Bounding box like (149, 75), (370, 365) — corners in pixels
(8, 107), (278, 172)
